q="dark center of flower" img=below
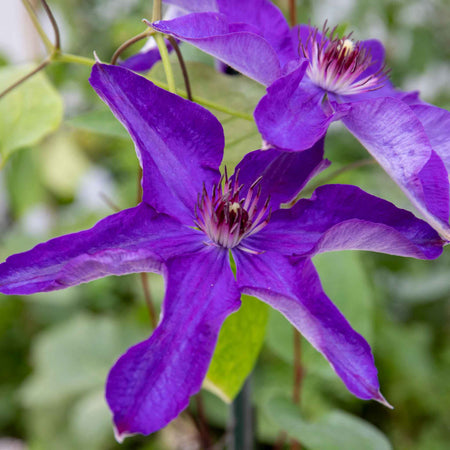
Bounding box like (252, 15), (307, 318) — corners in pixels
(300, 23), (389, 96)
(194, 170), (271, 251)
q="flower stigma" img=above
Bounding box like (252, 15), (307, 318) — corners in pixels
(194, 170), (271, 252)
(300, 23), (390, 96)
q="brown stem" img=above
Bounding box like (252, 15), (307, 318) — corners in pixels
(194, 393), (212, 449)
(167, 35), (193, 101)
(40, 0), (60, 50)
(290, 330), (303, 450)
(274, 431), (288, 450)
(136, 166), (157, 328)
(0, 58), (50, 100)
(110, 29), (154, 65)
(292, 330), (303, 404)
(136, 166), (143, 202)
(99, 192), (120, 212)
(289, 0), (297, 27)
(140, 273), (158, 329)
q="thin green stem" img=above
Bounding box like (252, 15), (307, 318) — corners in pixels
(21, 0), (53, 52)
(285, 158), (376, 208)
(149, 76), (253, 119)
(154, 33), (176, 93)
(192, 94), (254, 121)
(152, 0), (162, 21)
(54, 53), (96, 66)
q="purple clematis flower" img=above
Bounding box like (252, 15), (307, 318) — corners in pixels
(0, 64), (444, 439)
(153, 0), (450, 241)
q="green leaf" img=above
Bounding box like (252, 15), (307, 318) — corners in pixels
(67, 109), (130, 139)
(264, 395), (392, 450)
(0, 65), (63, 165)
(204, 295), (269, 402)
(20, 313), (146, 407)
(68, 389), (114, 449)
(266, 252), (374, 384)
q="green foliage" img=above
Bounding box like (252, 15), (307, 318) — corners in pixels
(19, 313), (147, 449)
(0, 65), (63, 165)
(67, 109), (130, 140)
(205, 295), (269, 402)
(266, 252), (374, 386)
(263, 395), (392, 450)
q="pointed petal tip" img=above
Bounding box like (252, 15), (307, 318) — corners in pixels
(113, 424), (134, 444)
(374, 391), (394, 409)
(93, 51), (101, 64)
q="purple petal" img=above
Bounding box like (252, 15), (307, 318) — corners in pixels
(410, 104), (450, 171)
(234, 250), (387, 403)
(245, 184), (444, 259)
(359, 39), (385, 78)
(152, 13), (282, 86)
(341, 97), (450, 239)
(89, 63), (223, 223)
(231, 141), (329, 211)
(217, 0), (296, 66)
(120, 38), (173, 73)
(107, 248), (241, 440)
(255, 64), (338, 150)
(0, 204), (203, 295)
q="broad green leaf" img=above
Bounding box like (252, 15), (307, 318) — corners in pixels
(204, 295), (269, 402)
(67, 109), (130, 139)
(40, 132), (90, 197)
(266, 252), (374, 383)
(150, 61), (264, 169)
(68, 389), (114, 449)
(0, 65), (63, 165)
(20, 313), (146, 407)
(264, 395), (392, 450)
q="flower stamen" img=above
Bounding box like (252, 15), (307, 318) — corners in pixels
(195, 170), (271, 250)
(300, 22), (390, 96)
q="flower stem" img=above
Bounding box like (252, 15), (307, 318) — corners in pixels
(110, 29), (154, 65)
(229, 377), (253, 450)
(290, 330), (303, 450)
(167, 36), (193, 101)
(140, 273), (157, 329)
(289, 0), (298, 27)
(154, 33), (176, 93)
(152, 0), (162, 22)
(41, 0), (61, 50)
(194, 394), (212, 448)
(21, 0), (53, 52)
(54, 53), (96, 66)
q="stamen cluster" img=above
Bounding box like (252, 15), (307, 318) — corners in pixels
(195, 171), (271, 251)
(300, 24), (389, 96)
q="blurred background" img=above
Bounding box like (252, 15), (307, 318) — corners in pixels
(0, 0), (449, 449)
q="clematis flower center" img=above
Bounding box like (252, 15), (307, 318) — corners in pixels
(194, 170), (270, 251)
(300, 24), (389, 96)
